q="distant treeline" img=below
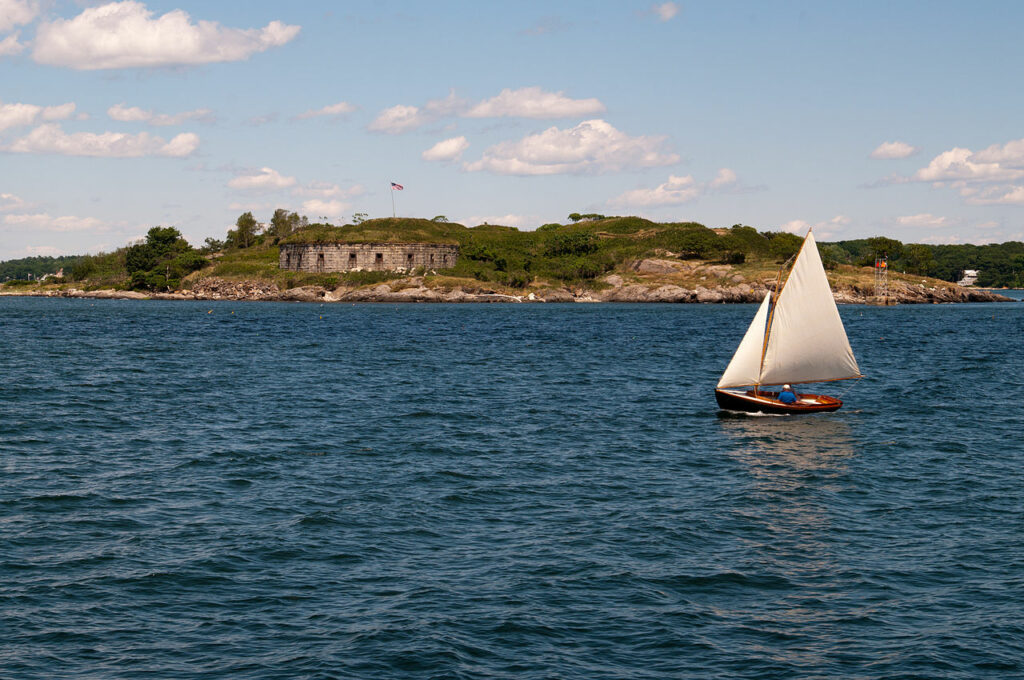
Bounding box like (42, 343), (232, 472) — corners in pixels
(826, 237), (1024, 287)
(0, 255), (81, 281)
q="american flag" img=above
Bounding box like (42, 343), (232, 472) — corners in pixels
(390, 182), (404, 190)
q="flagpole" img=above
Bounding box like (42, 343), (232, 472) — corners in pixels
(390, 182), (396, 218)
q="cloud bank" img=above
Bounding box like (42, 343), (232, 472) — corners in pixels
(228, 167), (296, 190)
(296, 102), (356, 120)
(32, 1), (300, 70)
(0, 100), (77, 131)
(422, 136), (469, 162)
(5, 124), (198, 157)
(108, 103), (213, 126)
(370, 87), (607, 133)
(870, 141), (918, 159)
(465, 119), (678, 176)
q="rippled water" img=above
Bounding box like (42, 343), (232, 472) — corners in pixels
(2, 298), (1022, 678)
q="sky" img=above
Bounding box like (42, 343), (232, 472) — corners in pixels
(1, 0), (1023, 261)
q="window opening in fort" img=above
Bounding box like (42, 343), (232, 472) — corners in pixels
(285, 253), (291, 268)
(375, 253), (383, 269)
(296, 254), (302, 268)
(430, 254), (435, 265)
(442, 255), (448, 266)
(349, 253), (357, 267)
(317, 253), (325, 271)
(407, 253), (414, 268)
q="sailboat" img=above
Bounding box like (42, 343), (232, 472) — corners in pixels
(714, 230), (861, 414)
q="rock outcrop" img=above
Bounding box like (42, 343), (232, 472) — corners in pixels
(2, 275), (1015, 304)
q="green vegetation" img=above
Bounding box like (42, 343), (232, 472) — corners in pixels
(832, 238), (1024, 287)
(56, 226), (207, 291)
(0, 255), (79, 281)
(5, 209), (1024, 292)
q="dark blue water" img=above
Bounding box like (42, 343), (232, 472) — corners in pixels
(3, 298), (1023, 679)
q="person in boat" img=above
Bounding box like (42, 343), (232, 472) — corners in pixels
(779, 384), (797, 404)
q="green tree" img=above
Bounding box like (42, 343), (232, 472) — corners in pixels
(818, 244), (849, 270)
(352, 212), (368, 224)
(431, 215), (449, 223)
(270, 209), (305, 239)
(763, 232), (804, 262)
(568, 212), (583, 223)
(863, 236), (904, 264)
(543, 232), (598, 257)
(228, 211), (258, 248)
(902, 243), (936, 275)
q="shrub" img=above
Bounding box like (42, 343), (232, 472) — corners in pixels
(543, 232), (598, 257)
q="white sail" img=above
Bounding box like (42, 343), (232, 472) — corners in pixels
(759, 231), (861, 385)
(717, 292), (771, 388)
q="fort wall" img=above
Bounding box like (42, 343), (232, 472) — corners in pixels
(279, 243), (458, 273)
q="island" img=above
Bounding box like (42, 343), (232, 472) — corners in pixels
(1, 214), (1017, 304)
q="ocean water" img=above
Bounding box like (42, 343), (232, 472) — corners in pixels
(2, 297), (1022, 679)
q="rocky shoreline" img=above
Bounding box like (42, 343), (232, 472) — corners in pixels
(2, 270), (1014, 305)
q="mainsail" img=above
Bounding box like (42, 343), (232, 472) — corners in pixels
(717, 230), (861, 388)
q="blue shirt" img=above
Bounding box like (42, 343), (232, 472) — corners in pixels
(779, 390), (797, 404)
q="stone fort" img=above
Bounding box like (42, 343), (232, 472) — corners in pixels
(279, 242), (459, 273)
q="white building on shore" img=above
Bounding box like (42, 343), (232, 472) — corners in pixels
(957, 269), (979, 286)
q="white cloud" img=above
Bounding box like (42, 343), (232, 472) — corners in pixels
(0, 32), (25, 55)
(42, 103), (77, 121)
(611, 175), (699, 207)
(5, 123), (198, 157)
(465, 87), (605, 119)
(709, 167), (737, 189)
(368, 104), (424, 134)
(870, 140), (918, 159)
(367, 92), (467, 133)
(913, 147), (1024, 183)
(302, 199), (347, 217)
(32, 1), (300, 70)
(0, 0), (38, 33)
(228, 167), (296, 190)
(896, 213), (948, 227)
(464, 214), (540, 228)
(369, 88), (605, 133)
(295, 101), (356, 120)
(0, 101), (77, 131)
(779, 215), (849, 238)
(107, 104), (149, 122)
(0, 193), (27, 212)
(963, 185), (1024, 205)
(292, 181), (365, 199)
(24, 245), (66, 256)
(158, 132), (200, 156)
(422, 136), (469, 162)
(464, 119), (678, 176)
(920, 235), (963, 245)
(971, 138), (1024, 166)
(108, 103), (213, 126)
(651, 2), (680, 22)
(609, 167), (749, 207)
(227, 201), (274, 212)
(4, 212), (104, 231)
(887, 139), (1024, 207)
(424, 90), (468, 117)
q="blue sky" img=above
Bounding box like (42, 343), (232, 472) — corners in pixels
(2, 0), (1023, 260)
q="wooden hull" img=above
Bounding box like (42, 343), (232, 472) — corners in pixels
(714, 388), (842, 414)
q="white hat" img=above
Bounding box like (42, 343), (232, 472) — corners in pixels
(783, 384), (791, 390)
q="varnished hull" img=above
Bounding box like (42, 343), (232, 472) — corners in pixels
(714, 388), (842, 414)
